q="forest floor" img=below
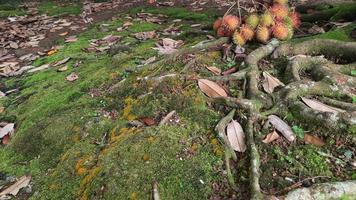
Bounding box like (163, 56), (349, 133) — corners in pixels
(0, 1), (355, 200)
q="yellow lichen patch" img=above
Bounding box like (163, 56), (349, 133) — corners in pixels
(49, 184), (59, 190)
(60, 152), (70, 162)
(147, 136), (155, 143)
(72, 134), (81, 142)
(191, 143), (199, 152)
(130, 192), (138, 200)
(142, 154), (150, 161)
(78, 166), (102, 200)
(210, 138), (219, 145)
(122, 97), (137, 121)
(210, 138), (224, 156)
(110, 72), (119, 80)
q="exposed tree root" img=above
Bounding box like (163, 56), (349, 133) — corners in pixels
(284, 180), (356, 200)
(133, 37), (355, 199)
(273, 39), (356, 63)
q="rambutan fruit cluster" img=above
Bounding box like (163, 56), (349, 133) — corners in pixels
(213, 0), (301, 46)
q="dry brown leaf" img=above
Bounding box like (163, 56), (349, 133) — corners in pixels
(0, 123), (15, 139)
(262, 72), (285, 94)
(27, 64), (50, 73)
(59, 32), (68, 36)
(139, 117), (156, 126)
(206, 66), (221, 75)
(262, 130), (280, 144)
(153, 38), (183, 55)
(0, 107), (5, 113)
(57, 66), (68, 72)
(0, 176), (31, 197)
(52, 57), (71, 67)
(222, 67), (237, 76)
(134, 31), (156, 40)
(267, 115), (295, 142)
(2, 134), (9, 145)
(304, 134), (325, 147)
(66, 72), (79, 82)
(65, 36), (78, 43)
(301, 97), (346, 114)
(226, 120), (246, 152)
(198, 79), (228, 98)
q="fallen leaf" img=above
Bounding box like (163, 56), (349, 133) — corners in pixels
(142, 56), (156, 65)
(262, 130), (280, 143)
(0, 123), (15, 139)
(191, 24), (201, 27)
(139, 117), (156, 126)
(9, 42), (19, 49)
(27, 64), (50, 73)
(206, 66), (221, 75)
(52, 57), (70, 67)
(134, 31), (156, 40)
(2, 134), (9, 145)
(59, 32), (68, 36)
(0, 107), (5, 113)
(226, 120), (246, 152)
(153, 38), (183, 54)
(0, 176), (31, 197)
(159, 110), (176, 125)
(57, 66), (68, 72)
(222, 67), (237, 76)
(65, 36), (78, 43)
(66, 73), (79, 82)
(304, 134), (325, 147)
(0, 91), (5, 98)
(301, 97), (346, 114)
(47, 50), (58, 56)
(198, 79), (228, 98)
(267, 115), (295, 142)
(262, 72), (285, 94)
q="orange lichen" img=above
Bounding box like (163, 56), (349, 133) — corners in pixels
(75, 156), (92, 176)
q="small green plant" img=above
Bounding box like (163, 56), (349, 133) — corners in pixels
(292, 125), (304, 139)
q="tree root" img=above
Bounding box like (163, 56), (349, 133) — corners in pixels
(273, 39), (356, 63)
(132, 36), (356, 199)
(284, 180), (356, 200)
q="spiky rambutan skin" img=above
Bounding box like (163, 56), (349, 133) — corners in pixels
(256, 26), (270, 44)
(222, 15), (240, 31)
(272, 23), (289, 40)
(273, 0), (288, 5)
(240, 25), (254, 41)
(232, 31), (246, 46)
(286, 24), (294, 40)
(216, 27), (227, 37)
(260, 12), (274, 27)
(290, 11), (301, 28)
(245, 14), (260, 29)
(269, 4), (289, 20)
(213, 18), (223, 31)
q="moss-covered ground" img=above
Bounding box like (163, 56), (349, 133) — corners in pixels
(0, 3), (355, 200)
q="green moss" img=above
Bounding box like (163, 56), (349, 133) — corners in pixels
(39, 2), (82, 16)
(0, 2), (25, 17)
(130, 7), (215, 21)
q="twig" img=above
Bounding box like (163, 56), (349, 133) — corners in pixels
(153, 181), (160, 200)
(273, 176), (331, 195)
(159, 110), (176, 125)
(224, 2), (237, 17)
(237, 0), (242, 23)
